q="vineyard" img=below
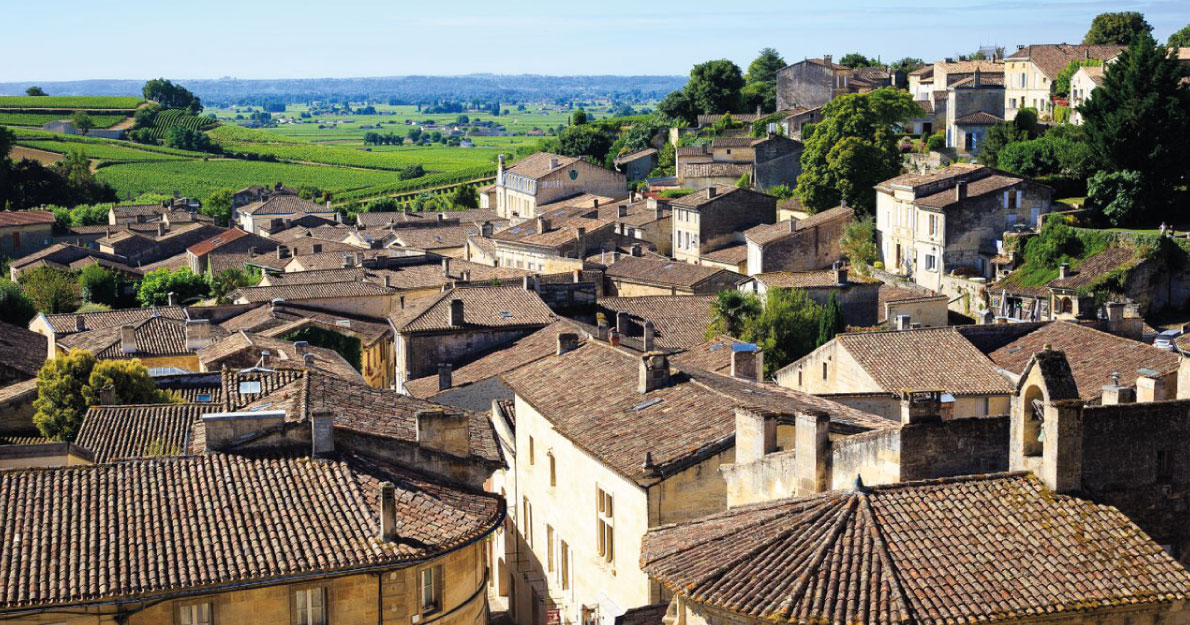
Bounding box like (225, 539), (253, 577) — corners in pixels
(8, 127), (205, 157)
(0, 113), (128, 128)
(143, 109), (219, 140)
(19, 140), (193, 164)
(0, 96), (144, 109)
(94, 159), (408, 199)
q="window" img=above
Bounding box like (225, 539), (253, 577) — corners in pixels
(547, 525), (556, 572)
(1010, 97), (1017, 109)
(548, 452), (556, 487)
(523, 497), (533, 547)
(925, 254), (937, 272)
(294, 587), (326, 625)
(798, 370), (803, 386)
(560, 540), (571, 590)
(177, 602), (212, 625)
(822, 362), (828, 380)
(238, 380), (261, 395)
(927, 214), (937, 237)
(420, 565), (443, 614)
(595, 486), (614, 564)
(528, 436), (535, 465)
(1157, 450), (1173, 482)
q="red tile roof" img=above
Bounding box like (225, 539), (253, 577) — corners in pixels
(0, 210), (55, 227)
(76, 403), (219, 463)
(390, 285), (555, 333)
(828, 328), (1015, 396)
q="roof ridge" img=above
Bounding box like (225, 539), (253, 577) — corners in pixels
(775, 495), (863, 619)
(856, 493), (915, 624)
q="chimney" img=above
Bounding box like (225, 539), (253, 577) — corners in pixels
(497, 153), (506, 186)
(616, 311), (630, 335)
(575, 226), (586, 239)
(442, 257), (451, 277)
(707, 187), (718, 199)
(973, 67), (982, 88)
(833, 261), (847, 285)
(185, 319), (213, 351)
(416, 409), (471, 457)
(303, 352), (315, 366)
(608, 328), (621, 346)
(1136, 372), (1167, 403)
(637, 352), (670, 393)
(733, 407), (777, 464)
(618, 204), (629, 218)
(592, 198), (600, 209)
(1104, 301), (1124, 322)
(74, 315), (86, 332)
(900, 390), (942, 424)
(895, 314), (912, 331)
(730, 344), (764, 383)
(1100, 372), (1134, 405)
(549, 156), (560, 169)
(449, 299), (464, 327)
(293, 340), (309, 356)
(311, 410), (334, 456)
(438, 363), (452, 391)
(536, 217), (550, 234)
(260, 349), (271, 368)
(795, 410), (831, 495)
(595, 318), (609, 341)
(98, 384), (116, 405)
(481, 221), (493, 237)
(378, 481), (398, 542)
(556, 332), (579, 356)
(642, 321), (655, 352)
(823, 54), (832, 67)
(630, 243), (643, 257)
(167, 292), (176, 307)
(1058, 263), (1070, 280)
(1040, 399), (1085, 493)
(156, 222), (166, 237)
(523, 275), (534, 291)
(955, 181), (968, 201)
(120, 325), (136, 353)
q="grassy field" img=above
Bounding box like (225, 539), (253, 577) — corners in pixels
(0, 112), (128, 128)
(0, 95), (143, 109)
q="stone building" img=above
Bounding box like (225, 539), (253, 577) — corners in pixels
(671, 187), (776, 267)
(1069, 64), (1105, 124)
(675, 136), (802, 193)
(943, 70), (1006, 156)
(774, 327), (1015, 419)
(497, 337), (891, 625)
(594, 295), (718, 350)
(493, 152), (627, 220)
(54, 316), (229, 372)
(389, 284), (556, 393)
(604, 255), (745, 297)
(775, 56), (891, 111)
(743, 205), (853, 275)
(738, 264), (881, 327)
(8, 243), (142, 282)
(235, 194), (339, 235)
(1004, 44), (1123, 120)
(875, 164), (1052, 290)
(185, 228), (279, 275)
(642, 471), (1190, 625)
(96, 222), (225, 266)
(613, 148), (658, 181)
(989, 246), (1143, 322)
(196, 331), (364, 382)
(597, 197), (673, 256)
(0, 210), (54, 259)
(0, 321), (47, 387)
(492, 206), (619, 274)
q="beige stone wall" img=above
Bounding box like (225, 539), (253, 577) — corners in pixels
(495, 246), (584, 274)
(608, 279), (687, 298)
(1005, 59), (1054, 119)
(774, 343), (880, 396)
(651, 450), (732, 527)
(5, 544), (489, 625)
(884, 297), (949, 328)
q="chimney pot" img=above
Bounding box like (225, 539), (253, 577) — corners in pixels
(630, 243), (643, 257)
(311, 410), (334, 456)
(438, 363), (453, 391)
(156, 222), (166, 237)
(167, 292), (176, 307)
(608, 328), (621, 347)
(449, 299), (464, 327)
(556, 332), (579, 356)
(379, 481), (398, 541)
(618, 204), (628, 218)
(637, 351), (670, 393)
(120, 325), (137, 353)
(536, 217), (550, 234)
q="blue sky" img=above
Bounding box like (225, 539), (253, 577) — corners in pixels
(1, 0), (1186, 81)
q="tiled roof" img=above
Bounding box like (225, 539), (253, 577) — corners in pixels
(57, 316), (230, 360)
(10, 244), (139, 276)
(676, 145), (708, 157)
(934, 59), (1004, 76)
(877, 284), (937, 322)
(262, 267), (368, 286)
(1007, 44), (1125, 78)
(186, 228), (253, 257)
(110, 203), (165, 218)
(392, 224), (483, 250)
(613, 148), (658, 165)
(495, 216), (613, 249)
(0, 378), (38, 404)
(0, 452), (502, 609)
(596, 199), (670, 227)
(0, 432), (53, 446)
(76, 403), (219, 463)
(1080, 64), (1106, 85)
(753, 269), (876, 289)
(700, 243), (747, 265)
(669, 335), (746, 375)
(832, 328), (1015, 395)
(0, 321), (47, 378)
(0, 210), (54, 226)
(710, 137), (755, 149)
(197, 331), (362, 382)
(390, 285), (554, 333)
(1049, 246), (1141, 290)
(231, 279), (395, 303)
(597, 295), (718, 350)
(876, 163), (986, 192)
(282, 249), (389, 271)
(606, 256), (743, 290)
(954, 110), (1003, 125)
(502, 341), (891, 482)
(504, 152), (581, 180)
(615, 604), (668, 625)
(237, 194), (334, 216)
(404, 320), (585, 399)
(915, 174), (1027, 210)
(642, 472), (1190, 625)
(988, 321), (1179, 401)
(220, 367), (305, 411)
(680, 162), (752, 179)
(221, 301), (390, 345)
(669, 185), (760, 208)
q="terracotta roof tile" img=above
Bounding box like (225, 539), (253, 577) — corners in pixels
(57, 316), (230, 360)
(198, 331), (362, 382)
(504, 152), (581, 180)
(389, 285), (554, 333)
(237, 195), (334, 216)
(0, 321), (47, 378)
(1007, 44), (1125, 78)
(954, 110), (1004, 125)
(232, 280), (395, 303)
(0, 210), (55, 227)
(76, 403), (219, 463)
(831, 328), (1015, 395)
(605, 256), (743, 290)
(753, 269), (877, 289)
(597, 296), (716, 349)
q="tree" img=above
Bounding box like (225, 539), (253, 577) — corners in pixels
(137, 267), (209, 307)
(165, 127), (214, 152)
(1053, 58), (1103, 97)
(33, 352), (174, 441)
(142, 78), (202, 113)
(70, 111), (95, 136)
(839, 53), (875, 68)
(840, 216), (878, 271)
(817, 294), (845, 346)
(78, 264), (120, 307)
(1168, 25), (1190, 48)
(571, 110), (588, 125)
(743, 48), (786, 112)
(450, 184), (479, 209)
(1087, 170), (1145, 226)
(1079, 32), (1190, 222)
(684, 60), (745, 115)
(657, 90), (695, 124)
(741, 288), (823, 377)
(556, 124), (613, 160)
(18, 266), (80, 313)
(1084, 11), (1152, 45)
(208, 266), (260, 304)
(25, 86), (47, 96)
(707, 290), (762, 339)
(890, 57), (925, 73)
(0, 278), (37, 327)
(735, 172), (751, 188)
(202, 188), (233, 225)
(978, 122), (1029, 166)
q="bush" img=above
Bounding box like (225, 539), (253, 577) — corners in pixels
(0, 278), (37, 327)
(78, 264), (121, 307)
(926, 133), (945, 151)
(137, 267), (209, 307)
(1023, 219), (1083, 267)
(1087, 169), (1145, 227)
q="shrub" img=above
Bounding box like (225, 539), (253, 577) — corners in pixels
(926, 133), (945, 151)
(0, 278), (37, 327)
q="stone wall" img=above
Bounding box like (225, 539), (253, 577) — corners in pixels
(776, 62), (834, 111)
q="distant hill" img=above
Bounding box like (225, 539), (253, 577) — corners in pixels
(0, 75), (687, 105)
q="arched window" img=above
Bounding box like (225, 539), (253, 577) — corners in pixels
(1022, 385), (1044, 457)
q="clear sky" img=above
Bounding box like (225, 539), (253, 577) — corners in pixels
(1, 0), (1186, 82)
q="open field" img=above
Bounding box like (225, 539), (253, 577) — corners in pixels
(20, 140), (192, 164)
(0, 112), (128, 128)
(0, 95), (143, 109)
(8, 145), (63, 166)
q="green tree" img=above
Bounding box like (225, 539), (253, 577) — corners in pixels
(657, 90), (695, 124)
(890, 57), (925, 73)
(571, 110), (588, 125)
(208, 266), (260, 304)
(707, 290), (762, 339)
(767, 184), (795, 200)
(977, 122), (1029, 166)
(142, 78), (202, 113)
(137, 267), (209, 307)
(19, 266), (80, 313)
(1084, 11), (1152, 45)
(70, 111), (95, 136)
(202, 188), (234, 225)
(83, 359), (177, 407)
(25, 86), (47, 96)
(840, 216), (878, 271)
(0, 278), (37, 327)
(817, 294), (845, 347)
(741, 288), (823, 377)
(684, 60), (745, 115)
(165, 127), (214, 152)
(1053, 58), (1103, 97)
(450, 184), (479, 208)
(742, 48), (786, 112)
(33, 353), (175, 441)
(1079, 32), (1190, 222)
(839, 53), (875, 68)
(78, 264), (120, 307)
(735, 172), (751, 188)
(556, 124), (613, 160)
(1168, 25), (1190, 48)
(1087, 169), (1145, 226)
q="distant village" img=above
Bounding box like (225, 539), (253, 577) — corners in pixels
(3, 10), (1190, 625)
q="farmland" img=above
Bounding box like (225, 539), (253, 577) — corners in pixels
(0, 112), (128, 128)
(0, 95), (144, 109)
(20, 140), (191, 164)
